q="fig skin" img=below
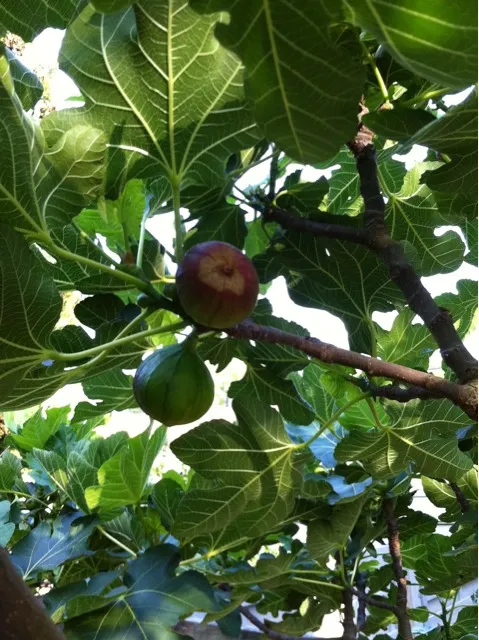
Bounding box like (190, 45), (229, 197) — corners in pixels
(133, 342), (214, 426)
(176, 241), (259, 329)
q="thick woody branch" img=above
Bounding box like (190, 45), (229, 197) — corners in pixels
(383, 499), (412, 640)
(354, 145), (477, 384)
(341, 588), (357, 640)
(227, 321), (478, 420)
(260, 138), (477, 386)
(0, 547), (65, 640)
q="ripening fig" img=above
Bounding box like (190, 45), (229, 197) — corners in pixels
(133, 341), (214, 426)
(176, 241), (259, 329)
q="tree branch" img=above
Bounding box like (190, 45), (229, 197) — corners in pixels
(353, 144), (477, 384)
(365, 383), (439, 402)
(341, 588), (357, 640)
(260, 129), (477, 387)
(355, 573), (367, 631)
(0, 547), (66, 640)
(238, 606), (335, 640)
(383, 499), (412, 640)
(263, 206), (370, 246)
(449, 481), (471, 513)
(227, 321), (478, 420)
(351, 588), (398, 614)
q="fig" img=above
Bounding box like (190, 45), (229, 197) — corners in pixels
(133, 341), (214, 426)
(136, 293), (156, 308)
(176, 241), (259, 329)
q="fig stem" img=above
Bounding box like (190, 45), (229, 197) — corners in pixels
(295, 392), (371, 449)
(172, 183), (184, 262)
(136, 195), (153, 269)
(46, 320), (187, 363)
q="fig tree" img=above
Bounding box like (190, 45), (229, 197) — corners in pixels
(176, 241), (259, 329)
(133, 341), (214, 426)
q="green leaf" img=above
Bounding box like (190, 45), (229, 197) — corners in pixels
(4, 47), (43, 110)
(0, 451), (23, 492)
(254, 227), (402, 352)
(10, 513), (96, 579)
(245, 218), (276, 258)
(377, 308), (436, 370)
(185, 202), (247, 250)
(44, 569), (122, 621)
(75, 179), (146, 253)
(422, 468), (478, 522)
(33, 432), (130, 514)
(363, 107), (437, 140)
(0, 48), (106, 236)
(43, 2), (258, 192)
(451, 606), (478, 639)
(276, 177), (329, 214)
(386, 177), (466, 277)
(411, 92), (478, 226)
(229, 365), (315, 425)
(410, 91), (477, 156)
(91, 0), (134, 12)
(345, 1), (477, 89)
(401, 533), (428, 570)
(436, 280), (478, 339)
(151, 478), (184, 531)
(193, 0), (364, 164)
(171, 398), (302, 541)
(62, 545), (218, 639)
(307, 495), (368, 564)
(198, 336), (239, 373)
(335, 400), (473, 482)
(0, 1), (87, 40)
(0, 225), (66, 410)
(72, 369), (138, 423)
(272, 597), (339, 637)
(0, 500), (14, 546)
(74, 294), (125, 329)
(85, 427), (166, 515)
(397, 510), (437, 540)
(103, 511), (146, 553)
(414, 533), (478, 593)
(9, 406), (69, 452)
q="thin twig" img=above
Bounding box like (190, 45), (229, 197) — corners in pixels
(226, 321), (478, 419)
(383, 499), (412, 640)
(351, 588), (398, 614)
(449, 482), (471, 513)
(239, 606), (334, 640)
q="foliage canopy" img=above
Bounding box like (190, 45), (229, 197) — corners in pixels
(0, 1), (477, 639)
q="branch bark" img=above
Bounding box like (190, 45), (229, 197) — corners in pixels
(227, 321), (478, 419)
(449, 481), (471, 513)
(383, 499), (412, 640)
(261, 132), (477, 387)
(0, 547), (66, 640)
(341, 588), (357, 640)
(238, 606), (336, 640)
(355, 573), (367, 632)
(353, 144), (477, 384)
